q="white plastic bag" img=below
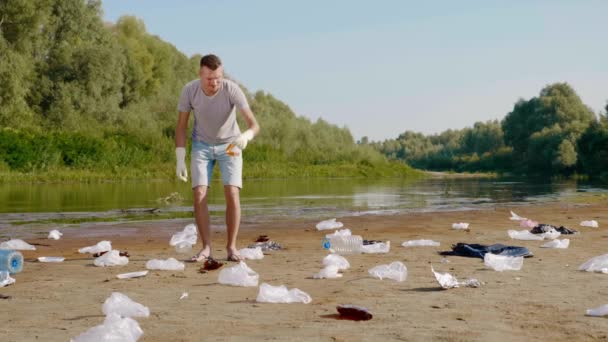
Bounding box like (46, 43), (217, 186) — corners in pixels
(238, 247), (264, 260)
(256, 283), (311, 304)
(484, 253), (523, 271)
(541, 228), (561, 240)
(102, 292), (150, 318)
(580, 220), (599, 228)
(507, 230), (544, 241)
(432, 266), (459, 289)
(451, 223), (469, 230)
(169, 224), (198, 253)
(48, 230), (63, 240)
(368, 261), (407, 282)
(361, 241), (390, 254)
(79, 241), (112, 254)
(586, 304), (608, 317)
(541, 239), (570, 249)
(94, 250), (129, 267)
(145, 258), (185, 271)
(218, 261), (259, 287)
(578, 254), (608, 273)
(316, 218), (343, 231)
(0, 239), (36, 250)
(0, 271), (15, 287)
(401, 239), (440, 247)
(70, 313), (143, 342)
(322, 254), (350, 270)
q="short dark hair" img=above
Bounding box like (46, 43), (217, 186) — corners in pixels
(200, 54), (222, 70)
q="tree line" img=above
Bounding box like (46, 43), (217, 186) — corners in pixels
(0, 0), (418, 181)
(368, 83), (608, 182)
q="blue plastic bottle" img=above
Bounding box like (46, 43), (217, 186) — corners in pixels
(0, 249), (24, 274)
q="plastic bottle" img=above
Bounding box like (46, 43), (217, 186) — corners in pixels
(0, 249), (24, 274)
(323, 235), (363, 255)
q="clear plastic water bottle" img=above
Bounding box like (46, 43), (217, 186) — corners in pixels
(325, 235), (363, 255)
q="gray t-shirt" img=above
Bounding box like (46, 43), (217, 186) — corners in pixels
(177, 79), (249, 144)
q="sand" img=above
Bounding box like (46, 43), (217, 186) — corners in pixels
(1, 199), (608, 341)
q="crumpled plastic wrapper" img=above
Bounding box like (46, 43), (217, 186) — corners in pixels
(0, 239), (36, 251)
(218, 261), (259, 287)
(238, 247), (264, 260)
(79, 241), (112, 254)
(102, 292), (150, 318)
(48, 230), (63, 240)
(256, 283), (311, 304)
(145, 258), (185, 271)
(368, 261), (407, 282)
(94, 250), (129, 267)
(315, 218), (343, 231)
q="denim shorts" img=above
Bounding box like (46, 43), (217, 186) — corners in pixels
(191, 140), (242, 189)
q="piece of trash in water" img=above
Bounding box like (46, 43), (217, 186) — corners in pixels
(116, 271), (149, 279)
(586, 304), (608, 317)
(452, 223), (469, 230)
(315, 218), (344, 231)
(255, 235), (269, 242)
(37, 257), (65, 263)
(509, 210), (527, 221)
(48, 230), (63, 240)
(580, 220), (599, 228)
(179, 292), (188, 300)
(200, 258), (224, 272)
(336, 304), (373, 321)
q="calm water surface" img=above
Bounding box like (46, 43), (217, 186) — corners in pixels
(1, 177), (606, 225)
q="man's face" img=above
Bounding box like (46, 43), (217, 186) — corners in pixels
(199, 65), (223, 95)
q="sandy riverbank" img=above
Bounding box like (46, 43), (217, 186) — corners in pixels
(1, 199), (607, 341)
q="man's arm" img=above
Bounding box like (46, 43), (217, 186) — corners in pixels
(175, 111), (190, 147)
(239, 106), (260, 136)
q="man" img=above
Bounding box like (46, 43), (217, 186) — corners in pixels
(175, 54), (260, 262)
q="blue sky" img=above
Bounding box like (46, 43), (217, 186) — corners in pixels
(103, 0), (608, 141)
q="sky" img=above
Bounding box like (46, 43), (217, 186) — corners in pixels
(102, 0), (608, 141)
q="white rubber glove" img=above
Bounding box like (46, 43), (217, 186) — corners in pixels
(233, 129), (255, 150)
(175, 147), (188, 182)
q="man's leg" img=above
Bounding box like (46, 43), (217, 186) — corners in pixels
(193, 185), (212, 260)
(224, 185), (241, 260)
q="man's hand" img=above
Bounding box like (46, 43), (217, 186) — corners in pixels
(175, 147), (188, 182)
(233, 129), (255, 150)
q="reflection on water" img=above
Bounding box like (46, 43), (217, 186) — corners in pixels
(0, 177), (606, 223)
